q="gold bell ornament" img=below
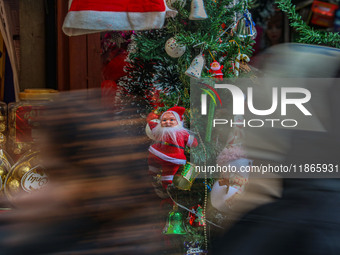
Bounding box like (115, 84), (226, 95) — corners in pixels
(173, 162), (199, 190)
(235, 10), (257, 40)
(185, 54), (205, 79)
(163, 204), (187, 235)
(189, 0), (208, 20)
(165, 37), (186, 58)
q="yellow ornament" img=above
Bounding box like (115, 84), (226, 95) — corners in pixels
(18, 165), (30, 177)
(0, 167), (5, 177)
(8, 179), (20, 191)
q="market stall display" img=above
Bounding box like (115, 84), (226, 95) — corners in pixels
(7, 89), (58, 159)
(4, 150), (46, 205)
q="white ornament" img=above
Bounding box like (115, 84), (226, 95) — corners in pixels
(165, 37), (186, 58)
(185, 53), (205, 79)
(189, 0), (208, 20)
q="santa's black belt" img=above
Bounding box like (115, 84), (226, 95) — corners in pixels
(156, 141), (185, 150)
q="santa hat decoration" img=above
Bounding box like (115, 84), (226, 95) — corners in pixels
(161, 106), (186, 124)
(63, 0), (169, 36)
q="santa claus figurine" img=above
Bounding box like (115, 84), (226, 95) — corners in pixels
(208, 60), (224, 81)
(147, 106), (198, 190)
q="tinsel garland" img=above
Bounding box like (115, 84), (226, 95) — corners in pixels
(276, 0), (340, 48)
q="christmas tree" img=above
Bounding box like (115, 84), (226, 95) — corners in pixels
(276, 0), (340, 48)
(118, 0), (257, 253)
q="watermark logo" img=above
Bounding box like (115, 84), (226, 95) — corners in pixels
(200, 83), (312, 128)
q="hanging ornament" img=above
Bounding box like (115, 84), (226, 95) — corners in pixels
(163, 205), (187, 235)
(188, 205), (206, 227)
(234, 53), (250, 77)
(165, 37), (186, 58)
(189, 0), (208, 20)
(208, 61), (224, 81)
(184, 241), (208, 255)
(235, 9), (257, 40)
(185, 54), (205, 79)
(173, 162), (199, 190)
(166, 0), (186, 9)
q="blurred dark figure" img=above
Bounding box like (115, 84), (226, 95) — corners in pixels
(264, 12), (283, 47)
(213, 53), (340, 254)
(0, 90), (164, 254)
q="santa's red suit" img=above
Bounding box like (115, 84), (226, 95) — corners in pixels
(148, 108), (198, 189)
(208, 61), (224, 81)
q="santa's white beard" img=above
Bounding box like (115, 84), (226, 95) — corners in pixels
(152, 123), (188, 145)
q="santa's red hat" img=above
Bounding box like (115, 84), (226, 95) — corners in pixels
(161, 106), (186, 123)
(210, 60), (221, 70)
(210, 60), (220, 66)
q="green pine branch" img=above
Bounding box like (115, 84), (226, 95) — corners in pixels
(276, 0), (340, 48)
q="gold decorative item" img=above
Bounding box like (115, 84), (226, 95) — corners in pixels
(8, 179), (19, 191)
(8, 89), (58, 159)
(0, 102), (7, 150)
(0, 123), (5, 132)
(0, 150), (13, 207)
(4, 151), (48, 204)
(173, 162), (199, 190)
(18, 165), (30, 177)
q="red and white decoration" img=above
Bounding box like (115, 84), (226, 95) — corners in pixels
(147, 107), (198, 188)
(208, 60), (224, 81)
(63, 0), (171, 36)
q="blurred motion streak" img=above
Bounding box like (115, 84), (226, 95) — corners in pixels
(213, 44), (340, 255)
(0, 90), (164, 255)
